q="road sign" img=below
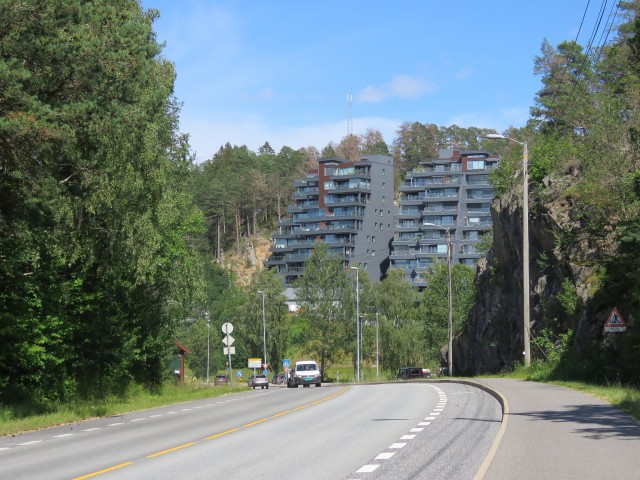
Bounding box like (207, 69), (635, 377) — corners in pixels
(224, 347), (236, 355)
(283, 359), (290, 368)
(222, 322), (233, 334)
(604, 307), (627, 333)
(248, 358), (262, 368)
(263, 369), (269, 375)
(237, 371), (242, 377)
(223, 335), (235, 346)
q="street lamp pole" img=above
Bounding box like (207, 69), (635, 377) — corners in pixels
(257, 290), (267, 368)
(375, 311), (379, 379)
(350, 266), (360, 382)
(206, 311), (210, 383)
(423, 223), (453, 376)
(484, 134), (531, 367)
(446, 227), (453, 376)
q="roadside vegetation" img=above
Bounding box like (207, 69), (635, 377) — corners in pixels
(0, 381), (246, 438)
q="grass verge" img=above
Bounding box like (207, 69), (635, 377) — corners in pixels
(0, 381), (247, 437)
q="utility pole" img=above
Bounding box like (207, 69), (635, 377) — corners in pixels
(350, 266), (360, 382)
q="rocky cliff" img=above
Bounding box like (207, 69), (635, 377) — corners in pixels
(457, 167), (637, 377)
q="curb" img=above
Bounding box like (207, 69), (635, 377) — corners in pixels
(431, 379), (509, 480)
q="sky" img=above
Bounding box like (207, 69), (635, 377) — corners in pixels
(140, 1), (616, 162)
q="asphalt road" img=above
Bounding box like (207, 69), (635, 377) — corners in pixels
(0, 382), (501, 480)
(477, 378), (640, 480)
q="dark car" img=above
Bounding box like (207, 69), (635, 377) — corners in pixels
(271, 373), (286, 385)
(396, 367), (424, 380)
(214, 374), (228, 385)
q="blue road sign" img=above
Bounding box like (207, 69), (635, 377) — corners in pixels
(237, 371), (242, 377)
(283, 359), (291, 368)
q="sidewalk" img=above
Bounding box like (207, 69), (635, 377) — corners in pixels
(474, 378), (640, 480)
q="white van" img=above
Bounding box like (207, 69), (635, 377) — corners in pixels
(287, 360), (321, 388)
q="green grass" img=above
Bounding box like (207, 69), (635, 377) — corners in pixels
(0, 380), (247, 437)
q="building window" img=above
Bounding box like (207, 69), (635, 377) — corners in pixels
(468, 160), (485, 170)
(382, 168), (386, 176)
(382, 182), (386, 190)
(382, 196), (385, 204)
(372, 236), (376, 243)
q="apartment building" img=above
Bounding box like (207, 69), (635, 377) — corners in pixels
(390, 148), (499, 288)
(265, 154), (394, 286)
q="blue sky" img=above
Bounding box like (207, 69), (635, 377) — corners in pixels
(140, 1), (614, 162)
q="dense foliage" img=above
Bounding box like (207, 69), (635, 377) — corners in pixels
(0, 0), (206, 404)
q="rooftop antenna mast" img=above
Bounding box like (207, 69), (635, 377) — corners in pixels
(347, 89), (353, 137)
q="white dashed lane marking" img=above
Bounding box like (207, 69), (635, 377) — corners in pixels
(0, 393), (252, 452)
(375, 452), (395, 460)
(357, 465), (380, 473)
(351, 384), (448, 477)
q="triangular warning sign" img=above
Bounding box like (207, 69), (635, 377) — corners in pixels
(604, 307), (627, 332)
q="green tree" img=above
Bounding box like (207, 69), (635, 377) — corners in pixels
(0, 0), (204, 402)
(371, 269), (424, 373)
(294, 243), (352, 378)
(422, 262), (476, 363)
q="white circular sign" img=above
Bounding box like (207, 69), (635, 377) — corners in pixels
(222, 322), (234, 334)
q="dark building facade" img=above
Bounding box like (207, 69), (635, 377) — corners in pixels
(265, 154), (394, 286)
(390, 148), (499, 288)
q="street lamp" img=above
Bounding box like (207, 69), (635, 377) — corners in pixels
(375, 311), (379, 379)
(350, 266), (360, 382)
(257, 290), (267, 369)
(483, 133), (531, 367)
(423, 223), (453, 376)
(205, 311), (210, 383)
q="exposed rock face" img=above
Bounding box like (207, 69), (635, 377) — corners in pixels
(458, 170), (626, 375)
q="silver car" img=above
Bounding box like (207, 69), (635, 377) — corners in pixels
(248, 374), (269, 389)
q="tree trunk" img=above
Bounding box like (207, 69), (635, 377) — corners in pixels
(217, 220), (221, 261)
(235, 211), (241, 255)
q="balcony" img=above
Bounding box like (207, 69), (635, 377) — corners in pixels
(411, 164), (461, 174)
(396, 209), (422, 219)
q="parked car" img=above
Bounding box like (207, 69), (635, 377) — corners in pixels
(214, 374), (228, 385)
(396, 367), (424, 380)
(287, 360), (321, 388)
(248, 374), (269, 389)
(271, 373), (286, 384)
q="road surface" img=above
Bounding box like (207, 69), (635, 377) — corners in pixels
(0, 382), (501, 479)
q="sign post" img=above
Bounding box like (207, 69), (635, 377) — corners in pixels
(282, 359), (291, 388)
(222, 323), (234, 383)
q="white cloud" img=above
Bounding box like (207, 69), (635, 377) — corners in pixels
(356, 74), (436, 103)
